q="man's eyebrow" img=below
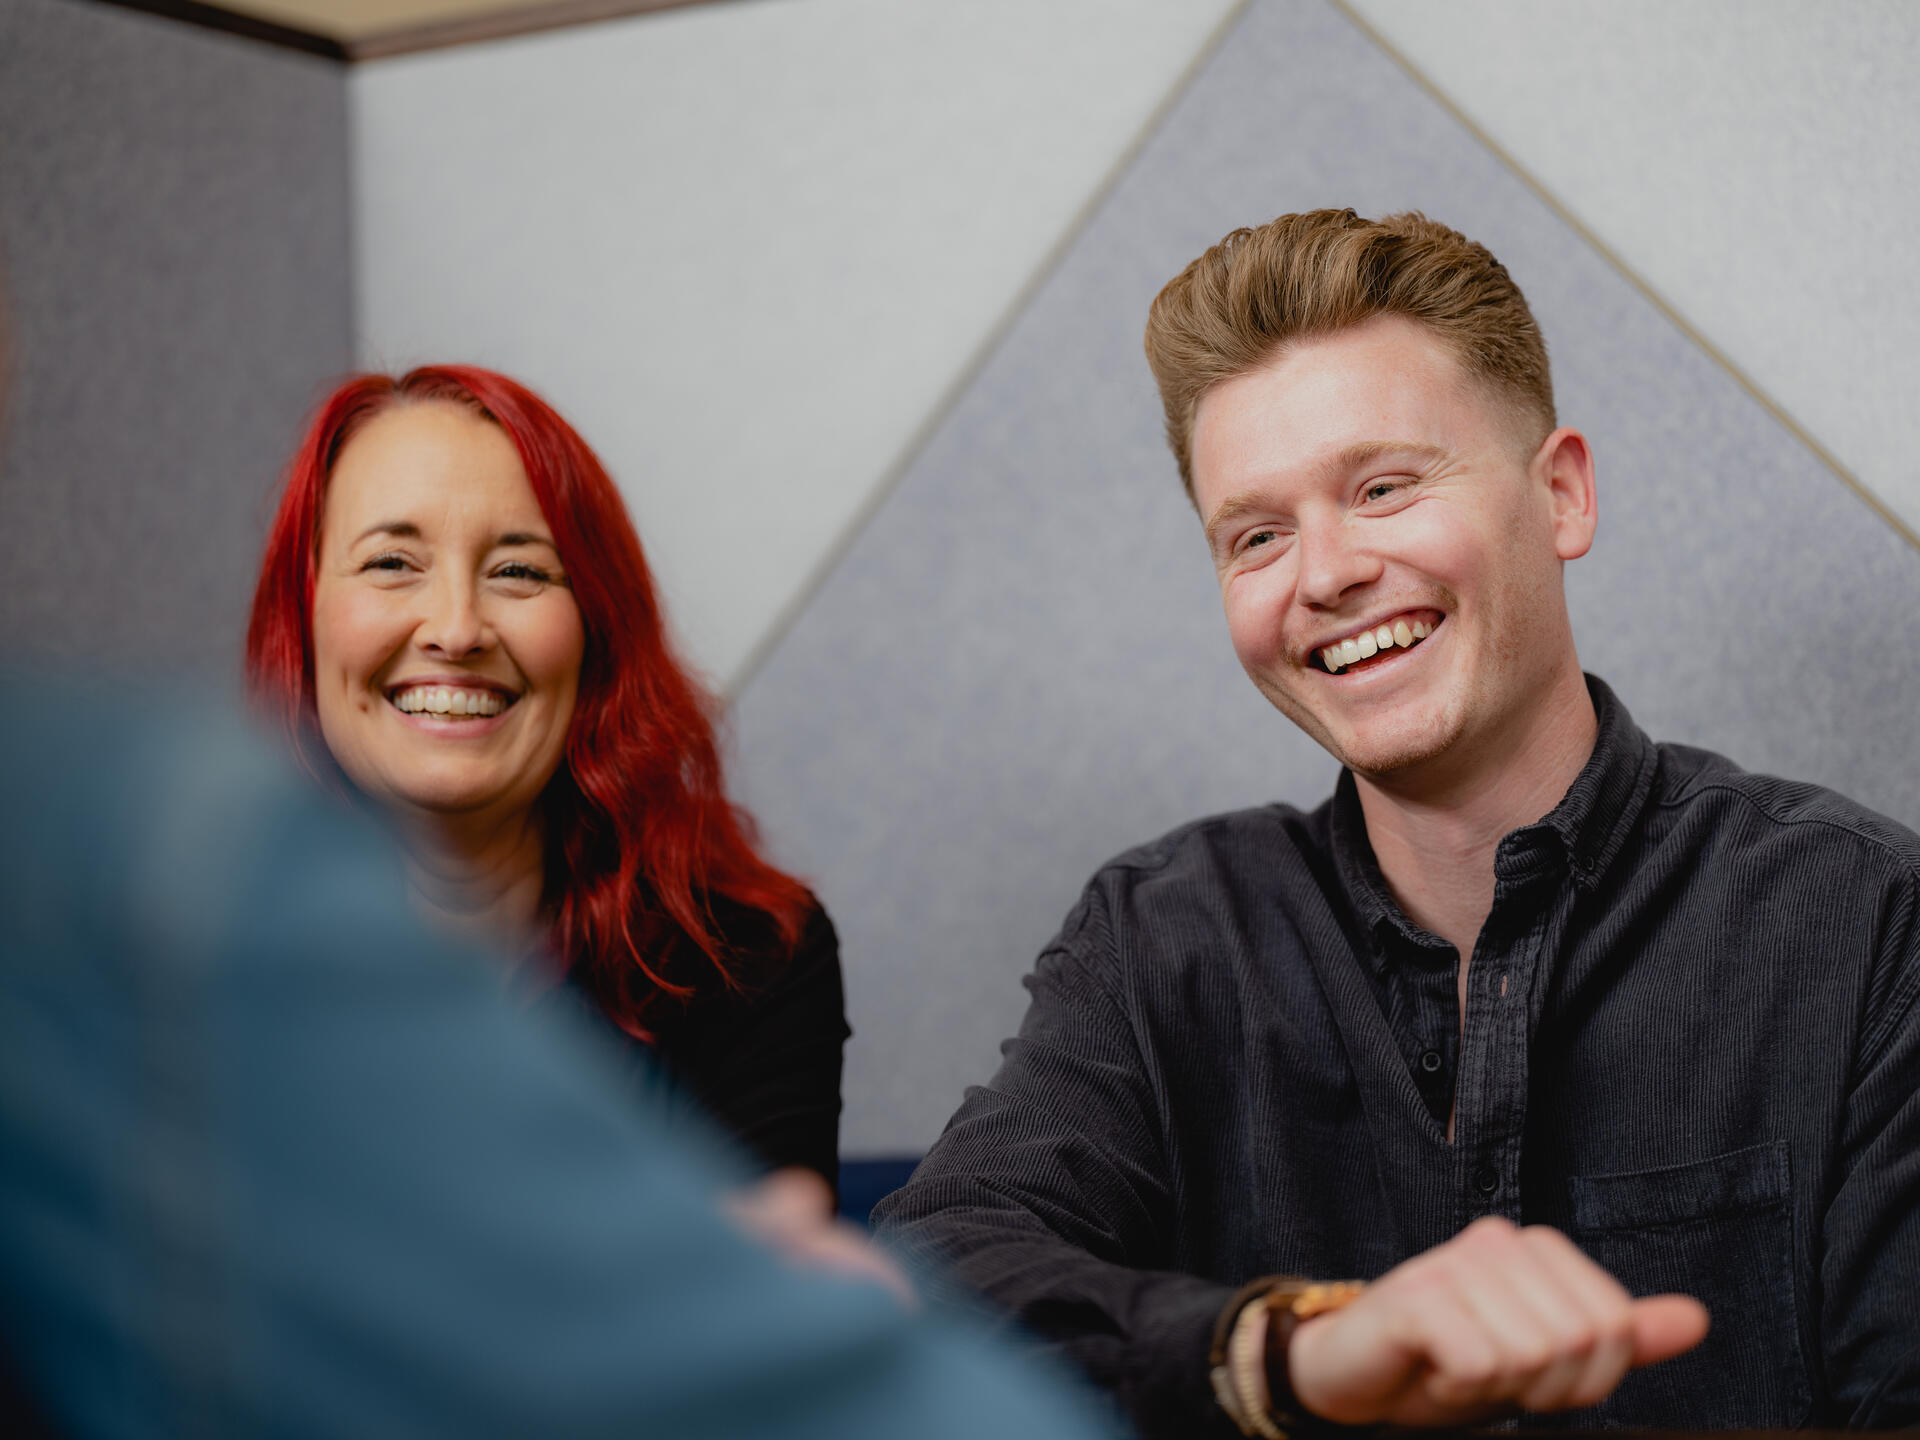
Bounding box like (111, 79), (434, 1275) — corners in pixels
(1337, 439), (1450, 471)
(1202, 492), (1272, 545)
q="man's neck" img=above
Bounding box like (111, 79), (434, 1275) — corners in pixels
(1354, 664), (1598, 967)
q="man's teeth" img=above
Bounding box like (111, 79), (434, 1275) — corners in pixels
(1321, 619), (1432, 674)
(392, 686), (507, 717)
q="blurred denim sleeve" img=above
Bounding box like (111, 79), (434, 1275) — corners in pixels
(0, 675), (1115, 1440)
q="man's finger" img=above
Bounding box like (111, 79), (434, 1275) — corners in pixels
(1401, 1284), (1507, 1411)
(1630, 1295), (1711, 1367)
(1518, 1227), (1637, 1409)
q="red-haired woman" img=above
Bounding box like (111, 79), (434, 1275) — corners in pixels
(246, 365), (847, 1187)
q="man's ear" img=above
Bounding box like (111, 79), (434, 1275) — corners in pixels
(1533, 426), (1597, 561)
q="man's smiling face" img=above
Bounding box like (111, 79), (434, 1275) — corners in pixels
(1190, 313), (1592, 784)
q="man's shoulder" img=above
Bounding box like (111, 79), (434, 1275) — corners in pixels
(1062, 798), (1335, 937)
(1651, 740), (1920, 879)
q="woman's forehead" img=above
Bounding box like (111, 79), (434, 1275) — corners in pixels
(323, 402), (545, 542)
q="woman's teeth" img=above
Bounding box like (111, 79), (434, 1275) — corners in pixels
(1321, 617), (1432, 675)
(391, 686), (507, 717)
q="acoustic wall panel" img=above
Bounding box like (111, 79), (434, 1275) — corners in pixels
(350, 0), (1241, 692)
(1348, 0), (1920, 542)
(729, 0), (1920, 1155)
(0, 0), (352, 665)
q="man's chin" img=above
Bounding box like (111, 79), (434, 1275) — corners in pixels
(1332, 732), (1455, 779)
(1305, 707), (1463, 780)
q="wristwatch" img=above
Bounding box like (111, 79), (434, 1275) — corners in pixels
(1209, 1276), (1367, 1439)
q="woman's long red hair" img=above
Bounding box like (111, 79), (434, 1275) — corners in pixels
(246, 365), (811, 1038)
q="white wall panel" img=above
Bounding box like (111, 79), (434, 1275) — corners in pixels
(1345, 0), (1920, 541)
(351, 0), (1239, 689)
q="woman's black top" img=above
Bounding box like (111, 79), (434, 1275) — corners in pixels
(558, 896), (849, 1187)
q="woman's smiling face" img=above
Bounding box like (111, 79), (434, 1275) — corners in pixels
(310, 401), (586, 827)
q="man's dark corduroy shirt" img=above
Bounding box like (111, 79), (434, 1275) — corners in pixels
(875, 678), (1920, 1435)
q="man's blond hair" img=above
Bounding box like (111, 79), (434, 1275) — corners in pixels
(1143, 209), (1554, 497)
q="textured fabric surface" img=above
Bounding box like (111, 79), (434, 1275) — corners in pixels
(0, 0), (351, 664)
(875, 679), (1920, 1435)
(0, 674), (1115, 1440)
(728, 0), (1920, 1155)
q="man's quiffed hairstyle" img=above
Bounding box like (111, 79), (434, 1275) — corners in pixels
(1144, 209), (1555, 496)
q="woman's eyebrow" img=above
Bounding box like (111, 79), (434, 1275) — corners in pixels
(496, 531), (557, 548)
(351, 520), (420, 546)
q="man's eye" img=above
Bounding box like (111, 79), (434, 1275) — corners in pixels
(1245, 530), (1276, 550)
(1364, 481), (1402, 503)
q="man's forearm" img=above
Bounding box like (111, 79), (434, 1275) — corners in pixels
(880, 1199), (1241, 1437)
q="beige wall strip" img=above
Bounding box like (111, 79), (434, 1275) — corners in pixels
(346, 0), (728, 60)
(76, 0), (347, 59)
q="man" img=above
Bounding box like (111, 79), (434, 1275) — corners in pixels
(0, 674), (1113, 1440)
(874, 211), (1920, 1435)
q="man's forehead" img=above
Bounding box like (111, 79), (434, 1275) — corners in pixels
(1188, 319), (1506, 508)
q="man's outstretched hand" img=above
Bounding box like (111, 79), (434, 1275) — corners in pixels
(1286, 1217), (1709, 1427)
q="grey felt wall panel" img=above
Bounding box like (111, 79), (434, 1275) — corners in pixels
(734, 0), (1920, 1155)
(0, 0), (351, 666)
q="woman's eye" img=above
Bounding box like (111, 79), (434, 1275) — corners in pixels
(360, 552), (409, 573)
(495, 561), (551, 583)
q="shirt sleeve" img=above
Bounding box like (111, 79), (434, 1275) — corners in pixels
(1822, 870), (1920, 1425)
(0, 685), (1116, 1440)
(669, 900), (850, 1188)
(873, 886), (1240, 1439)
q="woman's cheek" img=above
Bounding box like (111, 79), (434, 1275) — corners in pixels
(519, 592), (587, 687)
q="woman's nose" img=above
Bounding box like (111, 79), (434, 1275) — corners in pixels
(415, 576), (489, 657)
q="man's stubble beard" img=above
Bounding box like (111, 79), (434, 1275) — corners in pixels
(1256, 671), (1468, 779)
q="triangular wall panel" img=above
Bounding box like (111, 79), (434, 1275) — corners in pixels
(731, 0), (1920, 1155)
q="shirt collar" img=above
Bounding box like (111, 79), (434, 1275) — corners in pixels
(1329, 674), (1659, 960)
(1534, 674), (1659, 890)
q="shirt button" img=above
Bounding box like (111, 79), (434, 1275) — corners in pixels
(1472, 1166), (1500, 1196)
(1419, 1049), (1444, 1074)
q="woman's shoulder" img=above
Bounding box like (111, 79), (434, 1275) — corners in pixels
(645, 890), (849, 1128)
(703, 888), (834, 963)
(654, 890), (842, 1028)
(707, 891), (840, 1007)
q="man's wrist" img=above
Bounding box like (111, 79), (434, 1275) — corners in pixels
(1209, 1278), (1366, 1438)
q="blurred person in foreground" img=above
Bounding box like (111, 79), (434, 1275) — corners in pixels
(876, 210), (1920, 1434)
(246, 366), (847, 1190)
(0, 673), (1113, 1439)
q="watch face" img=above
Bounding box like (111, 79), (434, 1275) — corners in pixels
(1291, 1280), (1367, 1318)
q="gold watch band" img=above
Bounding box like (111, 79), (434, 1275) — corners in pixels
(1209, 1276), (1367, 1439)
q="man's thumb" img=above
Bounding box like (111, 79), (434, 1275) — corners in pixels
(1630, 1295), (1711, 1368)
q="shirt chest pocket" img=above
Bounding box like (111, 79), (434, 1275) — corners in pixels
(1565, 1141), (1810, 1429)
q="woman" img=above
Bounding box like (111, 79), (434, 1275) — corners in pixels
(246, 365), (847, 1186)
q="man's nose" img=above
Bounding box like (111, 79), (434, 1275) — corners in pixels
(415, 574), (489, 658)
(1294, 520), (1383, 609)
